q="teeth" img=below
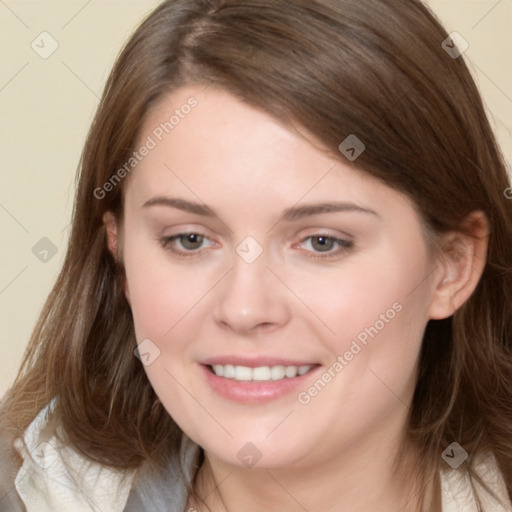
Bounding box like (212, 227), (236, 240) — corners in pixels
(224, 365), (235, 378)
(235, 366), (252, 381)
(211, 364), (314, 381)
(297, 365), (311, 376)
(253, 366), (271, 381)
(270, 365), (286, 380)
(285, 366), (297, 378)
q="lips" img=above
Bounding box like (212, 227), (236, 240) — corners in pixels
(199, 357), (321, 404)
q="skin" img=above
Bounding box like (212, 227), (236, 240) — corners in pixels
(105, 84), (489, 512)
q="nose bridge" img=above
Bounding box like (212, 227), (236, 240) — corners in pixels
(213, 239), (290, 333)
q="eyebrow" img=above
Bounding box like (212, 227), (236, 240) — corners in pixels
(142, 196), (380, 220)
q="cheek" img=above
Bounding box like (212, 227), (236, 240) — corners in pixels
(122, 237), (212, 343)
(121, 239), (212, 438)
(302, 246), (430, 411)
(286, 243), (431, 435)
(282, 240), (431, 354)
(287, 265), (429, 457)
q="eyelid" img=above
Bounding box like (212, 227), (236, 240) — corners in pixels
(293, 228), (354, 247)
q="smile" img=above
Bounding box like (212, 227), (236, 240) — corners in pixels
(201, 361), (321, 404)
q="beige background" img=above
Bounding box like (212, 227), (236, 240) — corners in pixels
(0, 0), (511, 399)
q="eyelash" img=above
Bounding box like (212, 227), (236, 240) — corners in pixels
(160, 232), (354, 260)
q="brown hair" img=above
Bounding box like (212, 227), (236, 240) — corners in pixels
(1, 0), (511, 510)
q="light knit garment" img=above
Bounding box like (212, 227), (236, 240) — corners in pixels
(9, 400), (512, 512)
(12, 400), (136, 512)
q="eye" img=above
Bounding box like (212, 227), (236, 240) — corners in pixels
(160, 232), (215, 256)
(159, 232), (352, 259)
(297, 234), (353, 259)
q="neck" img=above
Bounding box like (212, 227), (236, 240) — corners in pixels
(189, 426), (426, 512)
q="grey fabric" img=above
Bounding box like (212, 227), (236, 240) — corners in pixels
(123, 435), (202, 512)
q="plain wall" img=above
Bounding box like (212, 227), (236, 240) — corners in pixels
(1, 0), (511, 399)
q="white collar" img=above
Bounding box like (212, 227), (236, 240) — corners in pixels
(13, 399), (136, 512)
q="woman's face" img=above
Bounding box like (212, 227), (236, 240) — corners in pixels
(119, 84), (438, 470)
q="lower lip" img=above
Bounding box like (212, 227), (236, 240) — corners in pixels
(200, 364), (321, 404)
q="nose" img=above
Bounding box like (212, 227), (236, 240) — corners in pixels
(213, 248), (291, 336)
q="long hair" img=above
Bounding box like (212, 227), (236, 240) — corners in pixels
(1, 0), (511, 510)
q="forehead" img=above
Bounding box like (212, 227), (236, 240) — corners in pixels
(125, 85), (411, 218)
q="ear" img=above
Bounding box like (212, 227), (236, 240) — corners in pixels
(103, 211), (131, 305)
(428, 210), (489, 320)
(103, 211), (119, 258)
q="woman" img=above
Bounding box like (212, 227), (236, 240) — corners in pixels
(1, 0), (511, 510)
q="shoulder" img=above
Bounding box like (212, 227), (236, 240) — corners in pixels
(3, 398), (136, 512)
(441, 450), (512, 512)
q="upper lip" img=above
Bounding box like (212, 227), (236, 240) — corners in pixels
(201, 356), (319, 368)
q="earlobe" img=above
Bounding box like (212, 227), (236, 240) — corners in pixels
(428, 211), (489, 320)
